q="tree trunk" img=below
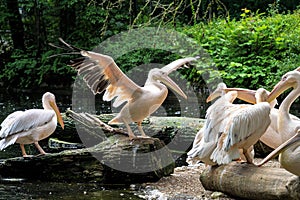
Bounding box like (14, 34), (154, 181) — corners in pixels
(0, 134), (175, 184)
(200, 162), (300, 200)
(54, 110), (274, 158)
(6, 0), (25, 50)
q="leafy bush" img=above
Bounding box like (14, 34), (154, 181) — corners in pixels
(181, 8), (300, 90)
(1, 0), (300, 91)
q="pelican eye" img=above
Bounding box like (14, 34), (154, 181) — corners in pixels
(281, 76), (287, 81)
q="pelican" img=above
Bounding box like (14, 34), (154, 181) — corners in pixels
(0, 92), (64, 157)
(53, 39), (197, 139)
(187, 83), (258, 165)
(254, 67), (300, 176)
(266, 67), (300, 144)
(187, 83), (227, 165)
(187, 83), (229, 165)
(203, 82), (300, 149)
(210, 88), (271, 164)
(223, 87), (299, 149)
(256, 129), (300, 176)
(207, 85), (281, 149)
(188, 86), (271, 165)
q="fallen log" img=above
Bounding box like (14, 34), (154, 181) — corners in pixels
(64, 109), (205, 166)
(0, 110), (175, 183)
(54, 110), (274, 157)
(0, 134), (175, 184)
(200, 162), (300, 200)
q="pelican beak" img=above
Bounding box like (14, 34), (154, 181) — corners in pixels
(257, 130), (300, 167)
(50, 101), (65, 129)
(267, 80), (294, 103)
(224, 88), (257, 104)
(160, 75), (187, 99)
(280, 130), (300, 150)
(206, 90), (222, 103)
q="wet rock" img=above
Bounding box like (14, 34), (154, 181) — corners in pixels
(48, 138), (85, 150)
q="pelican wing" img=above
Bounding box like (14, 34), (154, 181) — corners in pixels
(209, 101), (270, 164)
(223, 102), (271, 151)
(160, 57), (197, 74)
(70, 51), (142, 107)
(204, 91), (238, 142)
(188, 92), (238, 164)
(0, 109), (55, 138)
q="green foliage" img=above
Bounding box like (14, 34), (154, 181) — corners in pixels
(0, 49), (37, 87)
(1, 0), (300, 90)
(182, 8), (300, 90)
(0, 49), (76, 88)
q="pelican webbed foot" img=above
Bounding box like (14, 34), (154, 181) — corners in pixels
(35, 153), (48, 157)
(20, 144), (31, 158)
(22, 155), (35, 159)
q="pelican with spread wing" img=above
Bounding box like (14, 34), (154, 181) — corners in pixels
(54, 39), (197, 139)
(0, 92), (64, 157)
(205, 84), (288, 150)
(223, 83), (300, 149)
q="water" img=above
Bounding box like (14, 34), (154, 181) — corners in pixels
(0, 180), (142, 200)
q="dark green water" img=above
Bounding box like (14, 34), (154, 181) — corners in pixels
(0, 181), (142, 200)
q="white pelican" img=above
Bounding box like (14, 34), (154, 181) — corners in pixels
(188, 86), (271, 165)
(187, 83), (226, 165)
(0, 92), (64, 157)
(204, 83), (300, 150)
(266, 67), (300, 144)
(254, 67), (300, 176)
(187, 83), (258, 165)
(210, 88), (271, 164)
(211, 87), (281, 149)
(223, 87), (300, 149)
(256, 129), (300, 176)
(187, 83), (229, 165)
(55, 39), (197, 139)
